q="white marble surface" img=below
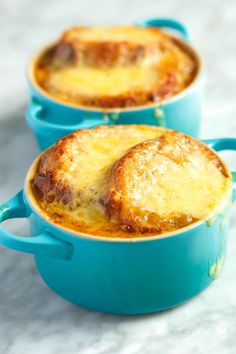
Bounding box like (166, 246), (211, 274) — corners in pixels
(0, 0), (236, 353)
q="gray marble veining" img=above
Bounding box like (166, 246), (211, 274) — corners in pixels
(0, 0), (236, 353)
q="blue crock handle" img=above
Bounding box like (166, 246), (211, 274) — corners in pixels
(136, 17), (191, 42)
(204, 138), (236, 202)
(0, 190), (72, 259)
(26, 98), (112, 133)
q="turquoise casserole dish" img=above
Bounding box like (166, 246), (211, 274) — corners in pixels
(26, 18), (205, 150)
(0, 137), (235, 315)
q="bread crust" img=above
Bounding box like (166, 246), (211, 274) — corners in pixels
(32, 125), (163, 206)
(57, 26), (173, 67)
(100, 132), (230, 233)
(32, 125), (230, 236)
(35, 25), (197, 108)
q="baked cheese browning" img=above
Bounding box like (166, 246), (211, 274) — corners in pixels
(45, 26), (189, 67)
(35, 25), (197, 108)
(32, 124), (165, 211)
(101, 132), (230, 233)
(31, 125), (231, 238)
(39, 66), (180, 108)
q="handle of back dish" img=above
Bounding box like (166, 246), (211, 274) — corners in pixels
(26, 97), (113, 133)
(136, 17), (191, 41)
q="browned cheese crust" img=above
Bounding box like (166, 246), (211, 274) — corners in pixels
(32, 125), (161, 204)
(35, 26), (197, 108)
(100, 132), (229, 233)
(31, 126), (231, 237)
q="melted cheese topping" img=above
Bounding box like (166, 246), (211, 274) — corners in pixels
(131, 158), (226, 218)
(115, 140), (230, 230)
(34, 25), (197, 108)
(30, 126), (232, 238)
(36, 127), (162, 236)
(45, 65), (160, 97)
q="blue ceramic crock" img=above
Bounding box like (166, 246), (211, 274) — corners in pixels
(26, 18), (205, 150)
(0, 137), (235, 314)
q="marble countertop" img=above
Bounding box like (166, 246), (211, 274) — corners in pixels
(0, 0), (236, 353)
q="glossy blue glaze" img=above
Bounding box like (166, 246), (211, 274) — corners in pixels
(0, 138), (235, 314)
(26, 17), (205, 150)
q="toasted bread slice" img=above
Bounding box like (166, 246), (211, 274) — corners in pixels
(101, 132), (230, 233)
(35, 25), (196, 108)
(32, 125), (231, 237)
(32, 125), (164, 207)
(49, 26), (180, 67)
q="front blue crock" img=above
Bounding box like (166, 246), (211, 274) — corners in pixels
(26, 17), (205, 150)
(0, 137), (235, 314)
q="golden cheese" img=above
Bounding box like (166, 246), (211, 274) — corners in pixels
(44, 65), (160, 97)
(29, 125), (232, 238)
(34, 25), (197, 108)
